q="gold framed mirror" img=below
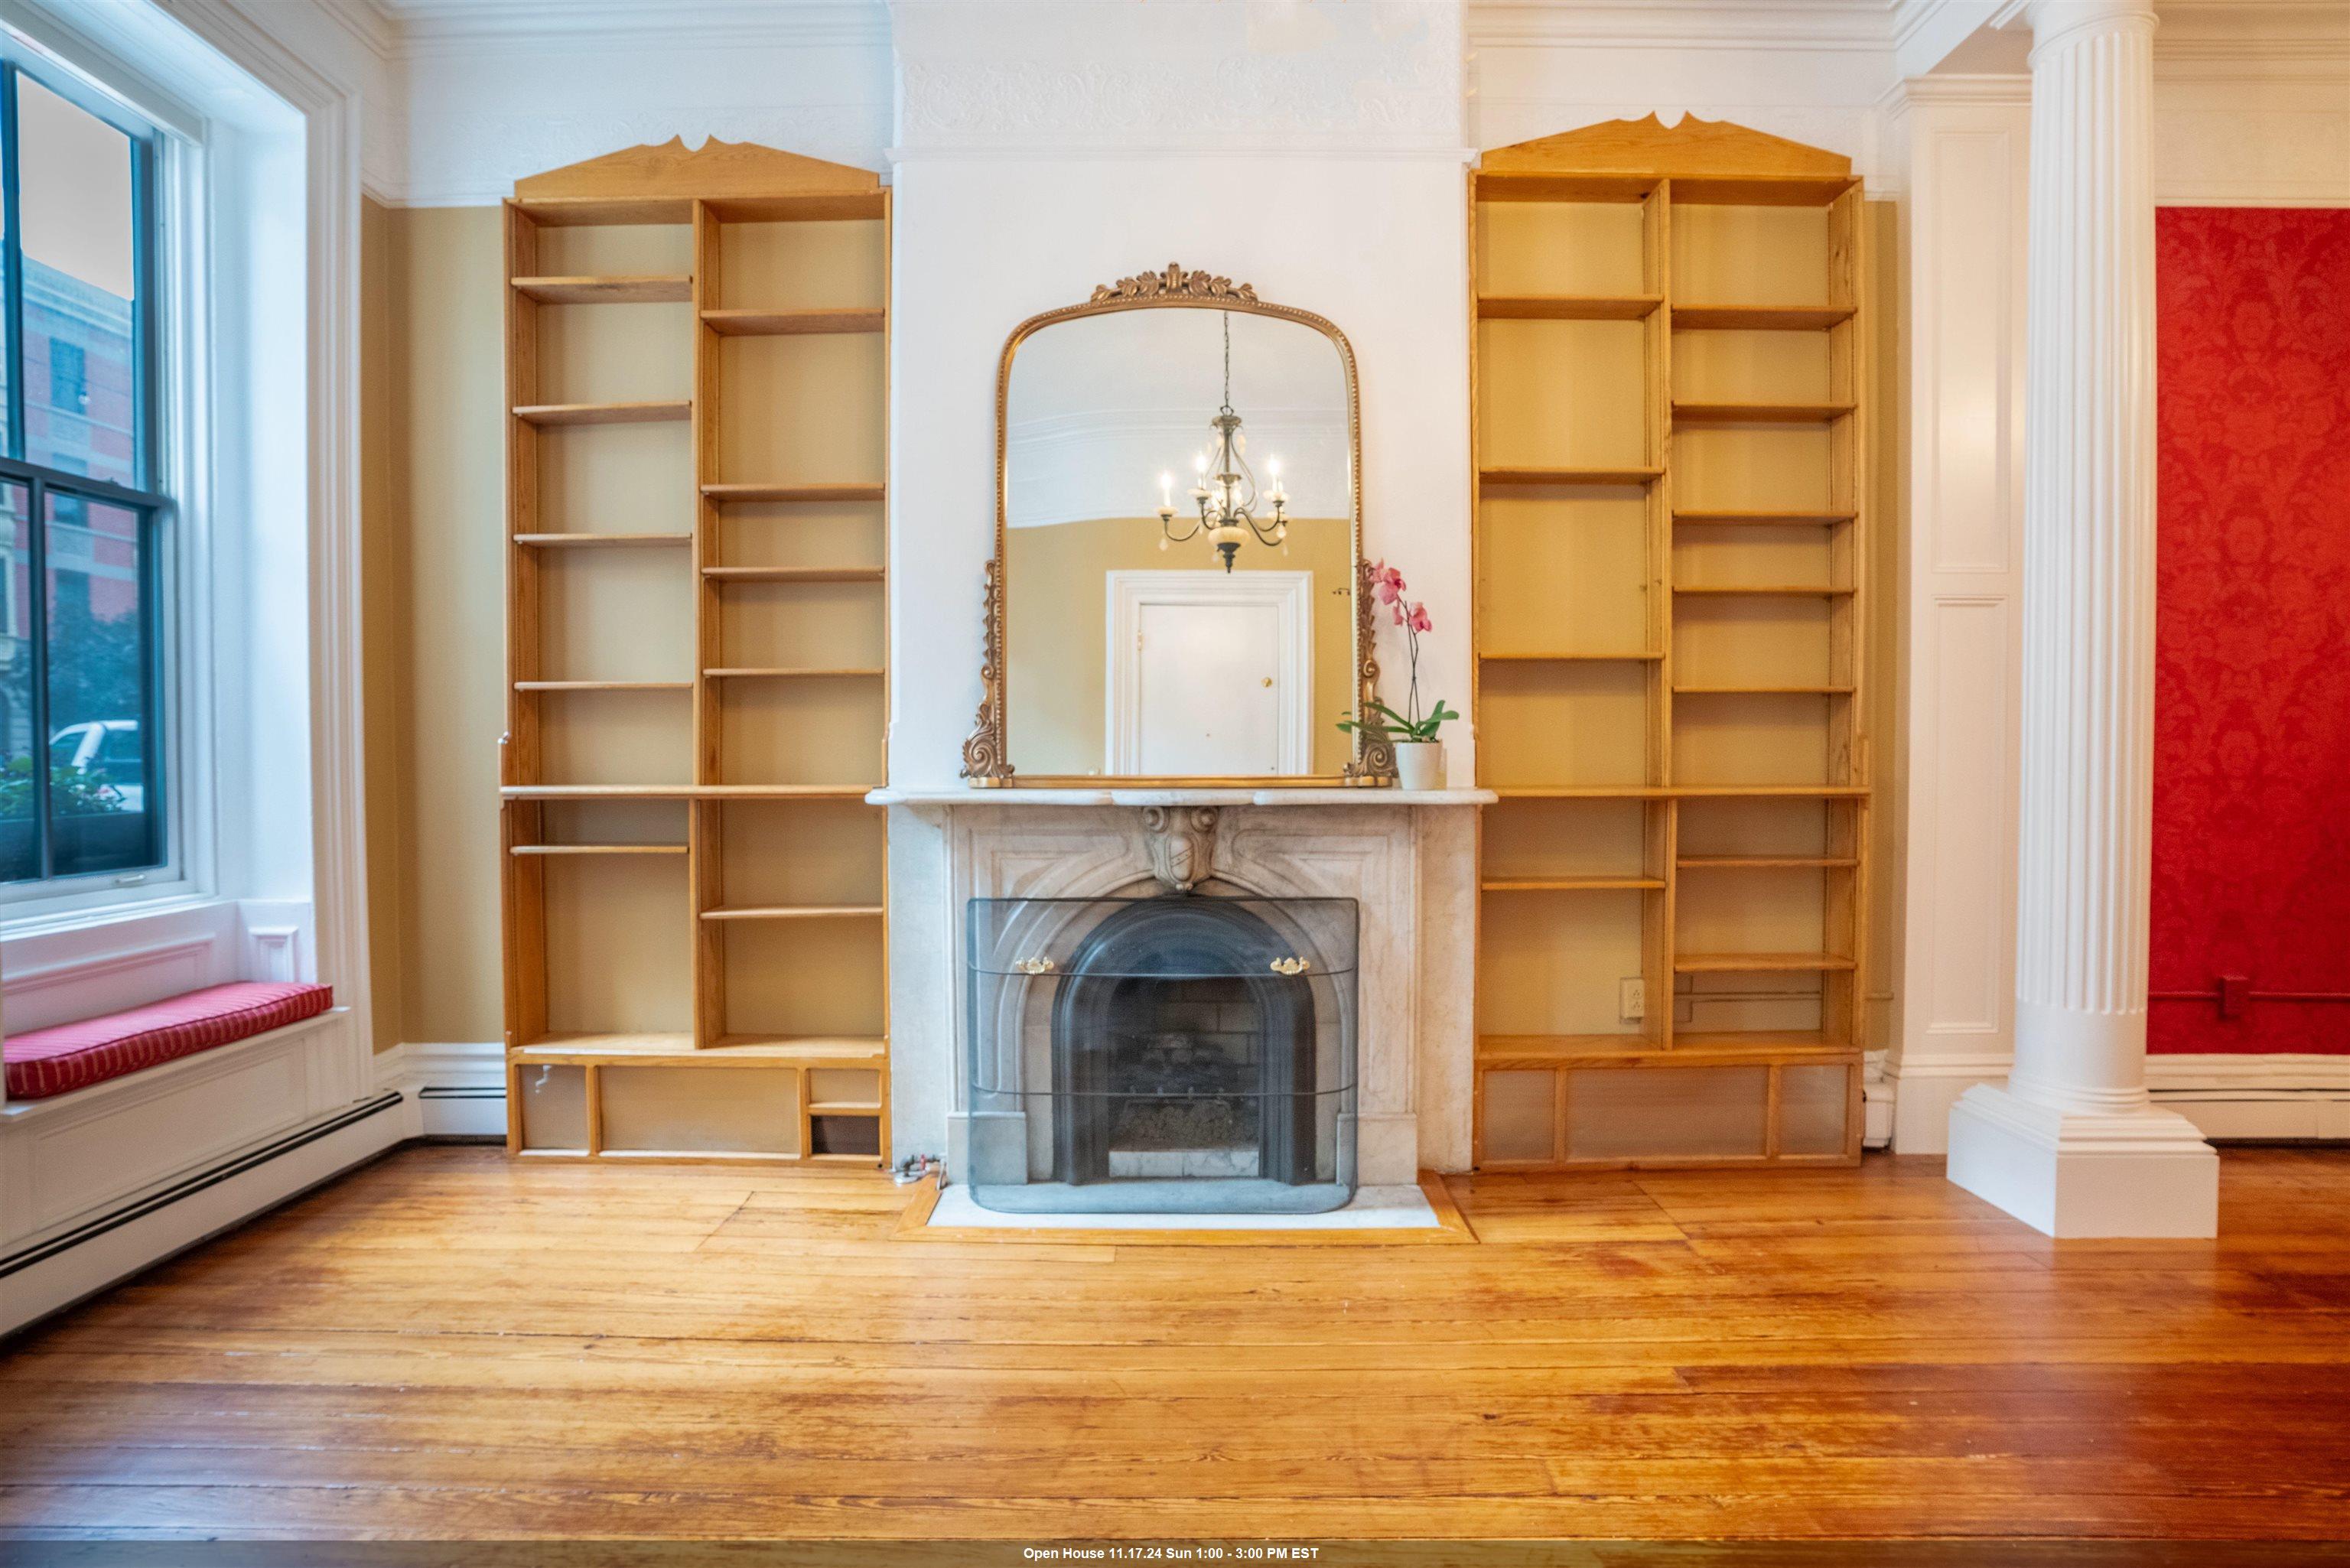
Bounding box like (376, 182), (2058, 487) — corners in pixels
(961, 264), (1393, 788)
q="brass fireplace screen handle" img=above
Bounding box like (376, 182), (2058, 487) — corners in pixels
(1011, 955), (1305, 975)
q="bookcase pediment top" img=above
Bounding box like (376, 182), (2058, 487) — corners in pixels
(1480, 114), (1852, 179)
(514, 137), (885, 202)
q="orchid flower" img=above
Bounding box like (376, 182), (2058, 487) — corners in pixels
(1338, 561), (1453, 749)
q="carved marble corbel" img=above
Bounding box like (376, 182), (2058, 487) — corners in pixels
(1141, 805), (1219, 893)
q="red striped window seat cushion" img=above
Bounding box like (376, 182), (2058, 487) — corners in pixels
(4, 981), (334, 1102)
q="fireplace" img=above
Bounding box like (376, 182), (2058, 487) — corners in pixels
(966, 893), (1357, 1214)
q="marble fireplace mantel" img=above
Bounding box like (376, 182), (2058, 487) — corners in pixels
(867, 788), (1496, 808)
(880, 787), (1485, 1187)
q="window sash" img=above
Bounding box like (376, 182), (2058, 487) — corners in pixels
(0, 50), (173, 906)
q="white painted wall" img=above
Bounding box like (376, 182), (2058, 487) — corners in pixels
(884, 0), (1473, 793)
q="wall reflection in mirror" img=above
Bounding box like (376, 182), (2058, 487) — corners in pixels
(1004, 306), (1357, 779)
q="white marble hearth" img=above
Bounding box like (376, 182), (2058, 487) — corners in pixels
(878, 788), (1491, 1189)
(926, 1183), (1442, 1232)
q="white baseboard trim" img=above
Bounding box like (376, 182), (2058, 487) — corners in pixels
(1, 1091), (406, 1338)
(2146, 1053), (2350, 1140)
(375, 1040), (506, 1138)
(1874, 1052), (2350, 1152)
(1876, 1051), (2014, 1156)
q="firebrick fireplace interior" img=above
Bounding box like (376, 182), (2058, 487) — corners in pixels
(966, 893), (1359, 1215)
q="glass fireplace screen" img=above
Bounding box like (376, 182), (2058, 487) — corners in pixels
(965, 893), (1359, 1215)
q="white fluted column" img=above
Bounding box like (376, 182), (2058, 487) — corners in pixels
(1945, 0), (2218, 1238)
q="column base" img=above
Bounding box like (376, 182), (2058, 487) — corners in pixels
(1947, 1083), (2218, 1238)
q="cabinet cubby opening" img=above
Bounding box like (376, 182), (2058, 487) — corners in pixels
(1477, 490), (1652, 658)
(539, 852), (695, 1042)
(1479, 661), (1656, 790)
(1474, 198), (1649, 297)
(1476, 886), (1658, 1041)
(1482, 796), (1661, 883)
(709, 216), (887, 314)
(711, 496), (887, 571)
(1475, 318), (1653, 475)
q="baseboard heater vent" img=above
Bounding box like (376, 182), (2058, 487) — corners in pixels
(0, 1090), (405, 1281)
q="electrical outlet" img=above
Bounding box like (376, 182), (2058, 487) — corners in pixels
(1619, 977), (1646, 1021)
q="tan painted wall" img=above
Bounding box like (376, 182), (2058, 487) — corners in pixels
(1004, 515), (1356, 778)
(363, 200), (507, 1049)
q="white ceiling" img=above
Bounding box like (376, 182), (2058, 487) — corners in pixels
(353, 0), (2346, 63)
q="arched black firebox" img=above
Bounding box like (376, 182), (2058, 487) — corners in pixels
(1050, 896), (1316, 1187)
(964, 890), (1358, 1215)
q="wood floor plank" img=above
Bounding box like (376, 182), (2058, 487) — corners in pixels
(3, 1146), (2350, 1540)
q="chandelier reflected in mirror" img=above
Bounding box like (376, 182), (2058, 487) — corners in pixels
(1155, 311), (1288, 572)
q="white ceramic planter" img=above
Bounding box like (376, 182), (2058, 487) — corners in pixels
(1393, 740), (1444, 792)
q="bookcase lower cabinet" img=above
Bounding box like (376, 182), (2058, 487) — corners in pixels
(1475, 1046), (1862, 1170)
(499, 139), (893, 1168)
(507, 1046), (888, 1166)
(1470, 116), (1873, 1171)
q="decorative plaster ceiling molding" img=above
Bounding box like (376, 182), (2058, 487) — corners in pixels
(1468, 0), (1899, 53)
(890, 1), (1466, 155)
(379, 0), (890, 57)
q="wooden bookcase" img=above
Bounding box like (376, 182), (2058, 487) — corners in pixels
(499, 141), (893, 1166)
(1469, 117), (1870, 1170)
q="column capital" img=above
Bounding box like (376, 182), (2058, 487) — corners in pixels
(2025, 0), (2158, 60)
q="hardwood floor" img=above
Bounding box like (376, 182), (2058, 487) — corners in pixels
(5, 1146), (2350, 1540)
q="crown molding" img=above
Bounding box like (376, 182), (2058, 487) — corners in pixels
(2156, 0), (2350, 59)
(1883, 70), (2033, 108)
(1468, 0), (1896, 52)
(382, 0), (890, 57)
(308, 0), (400, 65)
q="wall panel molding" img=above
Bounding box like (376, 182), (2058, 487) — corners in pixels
(1889, 82), (2029, 1153)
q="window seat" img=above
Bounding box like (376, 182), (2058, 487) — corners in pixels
(4, 981), (335, 1102)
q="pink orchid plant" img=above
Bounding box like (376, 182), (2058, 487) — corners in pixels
(1337, 561), (1459, 745)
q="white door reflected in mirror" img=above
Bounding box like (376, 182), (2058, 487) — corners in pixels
(1108, 570), (1313, 776)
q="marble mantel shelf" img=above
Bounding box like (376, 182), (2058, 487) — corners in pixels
(867, 786), (1498, 808)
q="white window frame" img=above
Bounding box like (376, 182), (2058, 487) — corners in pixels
(0, 24), (207, 931)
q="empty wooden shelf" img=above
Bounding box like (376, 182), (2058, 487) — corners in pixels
(1479, 465), (1664, 487)
(701, 566), (884, 582)
(1671, 401), (1857, 425)
(511, 274), (692, 304)
(1478, 294), (1662, 320)
(700, 480), (887, 503)
(698, 904), (885, 922)
(1671, 303), (1854, 331)
(700, 307), (885, 336)
(512, 399), (691, 426)
(513, 532), (693, 548)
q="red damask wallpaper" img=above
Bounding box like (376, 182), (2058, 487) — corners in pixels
(2150, 207), (2350, 1054)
